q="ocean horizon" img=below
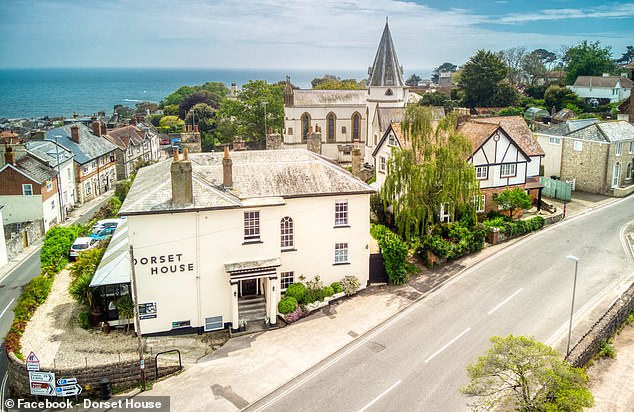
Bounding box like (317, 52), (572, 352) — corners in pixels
(0, 67), (370, 119)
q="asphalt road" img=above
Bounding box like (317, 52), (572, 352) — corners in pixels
(0, 196), (109, 410)
(250, 196), (634, 412)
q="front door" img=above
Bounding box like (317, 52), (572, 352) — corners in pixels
(613, 163), (621, 188)
(241, 279), (257, 296)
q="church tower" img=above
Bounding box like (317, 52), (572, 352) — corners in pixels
(365, 19), (409, 162)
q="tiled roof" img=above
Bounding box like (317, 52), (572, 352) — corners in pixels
(106, 125), (145, 149)
(469, 116), (545, 156)
(566, 121), (634, 142)
(457, 121), (499, 153)
(46, 124), (118, 165)
(572, 76), (634, 88)
(120, 149), (375, 215)
(292, 90), (367, 106)
(11, 154), (57, 184)
(25, 140), (74, 168)
(368, 22), (404, 87)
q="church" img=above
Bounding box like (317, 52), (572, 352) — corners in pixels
(282, 21), (414, 165)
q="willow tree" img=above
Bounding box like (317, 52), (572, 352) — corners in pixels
(379, 105), (478, 240)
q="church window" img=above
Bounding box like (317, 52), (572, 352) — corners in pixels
(385, 88), (394, 96)
(327, 113), (336, 143)
(341, 126), (346, 134)
(352, 112), (361, 141)
(301, 113), (311, 142)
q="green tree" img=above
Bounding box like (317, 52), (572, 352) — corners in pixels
(135, 101), (159, 115)
(564, 41), (615, 84)
(494, 187), (532, 220)
(431, 62), (458, 84)
(311, 74), (364, 90)
(458, 50), (509, 107)
(498, 47), (527, 86)
(379, 106), (478, 240)
(159, 115), (184, 133)
(217, 80), (283, 146)
(461, 335), (594, 411)
(615, 45), (634, 65)
(491, 81), (520, 107)
(418, 92), (456, 113)
(544, 85), (583, 112)
(405, 74), (422, 86)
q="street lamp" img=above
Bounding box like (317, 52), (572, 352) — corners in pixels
(566, 255), (580, 356)
(261, 101), (268, 139)
(53, 135), (65, 222)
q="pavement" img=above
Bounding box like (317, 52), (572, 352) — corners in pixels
(131, 191), (623, 411)
(0, 190), (114, 283)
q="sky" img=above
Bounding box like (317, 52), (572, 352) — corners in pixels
(1, 0), (633, 76)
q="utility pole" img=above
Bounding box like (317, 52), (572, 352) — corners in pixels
(53, 135), (65, 222)
(129, 245), (146, 390)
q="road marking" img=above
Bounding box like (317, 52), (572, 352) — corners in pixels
(1, 372), (7, 412)
(358, 380), (401, 412)
(488, 288), (523, 315)
(0, 298), (15, 320)
(424, 328), (471, 364)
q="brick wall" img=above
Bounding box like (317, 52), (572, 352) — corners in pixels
(0, 167), (42, 196)
(6, 351), (181, 399)
(566, 282), (634, 368)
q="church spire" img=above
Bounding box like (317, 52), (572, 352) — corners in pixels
(368, 20), (404, 87)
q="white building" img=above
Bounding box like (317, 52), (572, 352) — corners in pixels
(567, 75), (633, 104)
(0, 207), (8, 267)
(118, 148), (374, 335)
(283, 22), (409, 165)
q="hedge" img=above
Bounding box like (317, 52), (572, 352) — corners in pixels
(370, 224), (409, 285)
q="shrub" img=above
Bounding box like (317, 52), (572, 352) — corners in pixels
(40, 225), (86, 275)
(285, 283), (307, 304)
(341, 275), (360, 295)
(370, 224), (409, 285)
(599, 339), (616, 358)
(78, 311), (91, 329)
(278, 296), (298, 315)
(285, 305), (308, 322)
(69, 272), (94, 305)
(304, 276), (325, 304)
(330, 282), (342, 294)
(322, 286), (335, 298)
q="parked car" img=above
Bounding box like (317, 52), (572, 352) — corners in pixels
(92, 218), (125, 233)
(69, 237), (100, 260)
(160, 136), (170, 145)
(90, 227), (117, 240)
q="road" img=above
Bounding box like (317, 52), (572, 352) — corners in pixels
(0, 196), (109, 410)
(250, 196), (634, 412)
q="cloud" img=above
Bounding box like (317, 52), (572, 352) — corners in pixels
(495, 3), (634, 24)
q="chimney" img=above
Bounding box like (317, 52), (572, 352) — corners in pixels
(352, 139), (362, 178)
(307, 127), (322, 154)
(100, 123), (107, 136)
(222, 145), (233, 189)
(266, 131), (282, 150)
(91, 121), (101, 136)
(630, 88), (634, 123)
(231, 83), (237, 95)
(4, 145), (15, 166)
(70, 125), (80, 144)
(171, 148), (193, 205)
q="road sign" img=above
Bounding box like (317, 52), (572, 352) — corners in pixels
(55, 384), (82, 397)
(26, 351), (40, 371)
(29, 371), (55, 383)
(29, 371), (56, 396)
(57, 378), (77, 386)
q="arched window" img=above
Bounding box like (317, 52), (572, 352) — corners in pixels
(280, 217), (294, 249)
(326, 112), (336, 143)
(352, 112), (361, 141)
(301, 113), (311, 142)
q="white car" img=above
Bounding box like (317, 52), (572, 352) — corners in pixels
(92, 218), (126, 234)
(69, 237), (100, 260)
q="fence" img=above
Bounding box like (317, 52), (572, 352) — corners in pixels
(540, 177), (572, 202)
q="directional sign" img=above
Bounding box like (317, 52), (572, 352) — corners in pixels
(57, 378), (77, 386)
(29, 371), (56, 396)
(29, 371), (55, 383)
(55, 384), (82, 397)
(26, 351), (40, 371)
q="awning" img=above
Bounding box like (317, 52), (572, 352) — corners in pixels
(90, 221), (131, 287)
(224, 257), (281, 284)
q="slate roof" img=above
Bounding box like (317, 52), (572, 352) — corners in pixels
(572, 76), (634, 88)
(120, 149), (375, 215)
(539, 118), (601, 136)
(1, 153), (57, 184)
(292, 90), (366, 106)
(372, 123), (407, 157)
(25, 140), (74, 168)
(46, 124), (118, 165)
(566, 121), (634, 142)
(377, 107), (445, 132)
(368, 22), (404, 87)
(105, 125), (145, 149)
(468, 116), (545, 156)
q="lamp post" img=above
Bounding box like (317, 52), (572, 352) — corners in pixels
(53, 135), (65, 222)
(261, 101), (268, 139)
(566, 255), (580, 356)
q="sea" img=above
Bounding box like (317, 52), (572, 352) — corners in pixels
(0, 68), (366, 119)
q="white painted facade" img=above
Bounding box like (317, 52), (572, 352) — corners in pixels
(0, 208), (7, 267)
(471, 130), (531, 189)
(568, 76), (632, 103)
(535, 133), (563, 178)
(372, 125), (401, 188)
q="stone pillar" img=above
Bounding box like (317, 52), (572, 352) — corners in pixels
(222, 145), (233, 189)
(307, 127), (322, 154)
(266, 132), (282, 150)
(171, 149), (193, 205)
(352, 139), (362, 177)
(231, 283), (239, 330)
(268, 277), (277, 325)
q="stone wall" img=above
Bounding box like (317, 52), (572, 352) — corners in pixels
(560, 139), (609, 194)
(4, 220), (43, 262)
(566, 282), (634, 368)
(6, 351), (181, 399)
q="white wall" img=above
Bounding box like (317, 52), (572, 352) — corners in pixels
(471, 131), (529, 188)
(0, 195), (42, 225)
(535, 133), (563, 177)
(284, 105), (367, 146)
(0, 209), (7, 267)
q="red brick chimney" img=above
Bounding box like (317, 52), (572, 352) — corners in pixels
(100, 123), (107, 136)
(91, 121), (101, 136)
(4, 145), (15, 165)
(70, 125), (80, 144)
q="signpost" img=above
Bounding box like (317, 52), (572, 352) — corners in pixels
(29, 371), (56, 396)
(26, 351), (40, 372)
(55, 384), (82, 397)
(57, 378), (77, 386)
